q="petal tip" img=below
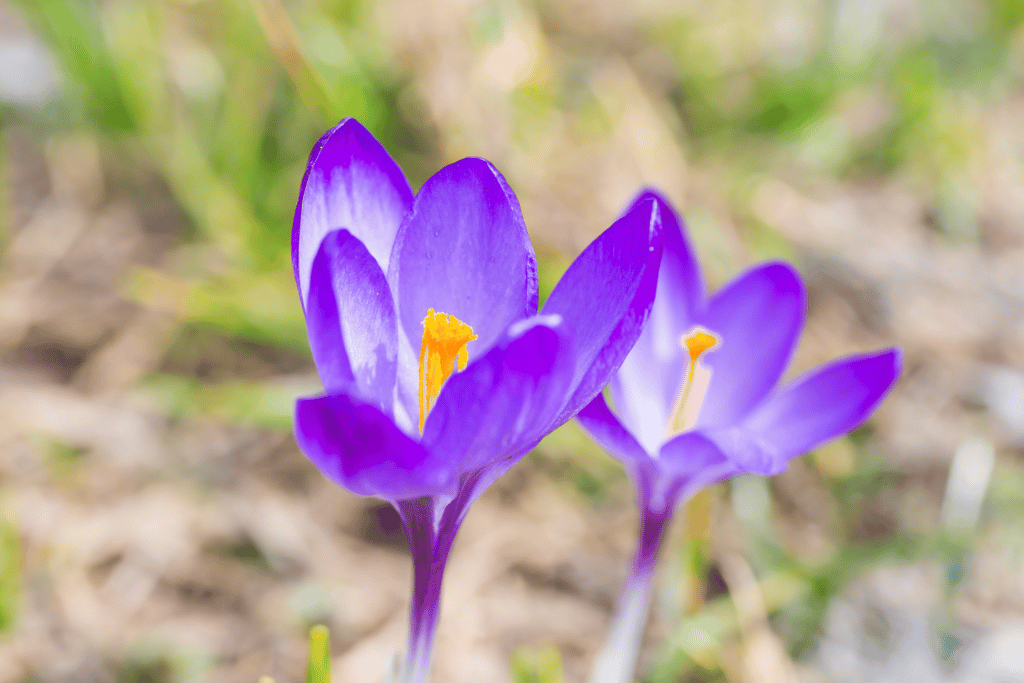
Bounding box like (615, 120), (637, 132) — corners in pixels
(760, 260), (803, 288)
(752, 260), (808, 313)
(862, 346), (904, 392)
(293, 117), (412, 303)
(438, 156), (500, 182)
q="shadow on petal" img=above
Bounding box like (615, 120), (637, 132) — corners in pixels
(295, 392), (455, 501)
(696, 261), (807, 429)
(389, 157), (538, 358)
(305, 229), (398, 412)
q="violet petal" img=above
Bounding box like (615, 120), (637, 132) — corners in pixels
(389, 157), (539, 360)
(293, 118), (413, 304)
(305, 229), (397, 412)
(653, 431), (740, 512)
(294, 392), (454, 501)
(695, 262), (806, 429)
(743, 348), (903, 462)
(543, 196), (662, 426)
(576, 393), (651, 467)
(610, 191), (706, 450)
(421, 315), (574, 475)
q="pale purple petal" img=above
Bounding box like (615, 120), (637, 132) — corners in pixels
(648, 431), (739, 513)
(609, 191), (706, 451)
(293, 118), (413, 304)
(643, 189), (705, 320)
(294, 392), (454, 501)
(743, 348), (902, 461)
(692, 426), (780, 476)
(305, 229), (397, 412)
(420, 315), (574, 475)
(695, 262), (806, 429)
(576, 393), (652, 467)
(543, 196), (662, 426)
(389, 158), (539, 361)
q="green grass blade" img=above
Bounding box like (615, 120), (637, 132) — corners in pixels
(306, 624), (331, 683)
(0, 515), (19, 633)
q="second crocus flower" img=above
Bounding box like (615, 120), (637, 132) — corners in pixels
(578, 191), (902, 683)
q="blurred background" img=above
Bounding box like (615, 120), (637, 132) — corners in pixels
(1, 0), (1023, 681)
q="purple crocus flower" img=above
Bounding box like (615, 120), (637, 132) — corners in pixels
(291, 119), (662, 683)
(578, 191), (902, 683)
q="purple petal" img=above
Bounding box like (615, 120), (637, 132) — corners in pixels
(742, 348), (902, 462)
(420, 315), (574, 475)
(305, 230), (397, 412)
(294, 392), (454, 501)
(643, 189), (706, 319)
(576, 393), (651, 468)
(542, 196), (662, 426)
(649, 431), (740, 512)
(695, 262), (806, 429)
(694, 427), (780, 476)
(609, 191), (706, 450)
(389, 158), (539, 360)
(293, 118), (413, 304)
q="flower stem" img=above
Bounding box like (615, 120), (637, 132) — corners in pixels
(587, 508), (670, 683)
(403, 539), (452, 683)
(395, 497), (458, 683)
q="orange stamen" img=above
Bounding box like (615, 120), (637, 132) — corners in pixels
(418, 308), (477, 434)
(668, 328), (720, 435)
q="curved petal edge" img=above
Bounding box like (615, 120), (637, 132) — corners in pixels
(421, 314), (575, 475)
(696, 261), (807, 429)
(576, 393), (651, 467)
(295, 392), (455, 501)
(389, 157), (539, 358)
(293, 118), (413, 304)
(543, 196), (663, 426)
(743, 347), (903, 463)
(305, 229), (398, 411)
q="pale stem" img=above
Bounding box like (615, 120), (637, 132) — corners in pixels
(587, 508), (670, 683)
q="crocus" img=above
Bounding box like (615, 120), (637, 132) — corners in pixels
(291, 119), (662, 683)
(578, 191), (902, 683)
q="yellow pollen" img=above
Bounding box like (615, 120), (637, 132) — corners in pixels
(685, 331), (718, 360)
(418, 307), (477, 434)
(668, 328), (720, 435)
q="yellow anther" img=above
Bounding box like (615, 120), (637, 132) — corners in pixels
(668, 327), (720, 435)
(418, 308), (477, 434)
(685, 331), (718, 361)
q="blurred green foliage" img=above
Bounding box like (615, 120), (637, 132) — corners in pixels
(6, 0), (1020, 425)
(10, 0), (421, 357)
(115, 655), (174, 683)
(511, 645), (564, 683)
(653, 2), (1021, 181)
(0, 514), (18, 634)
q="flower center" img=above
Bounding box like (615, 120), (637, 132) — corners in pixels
(418, 308), (477, 434)
(667, 327), (720, 435)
